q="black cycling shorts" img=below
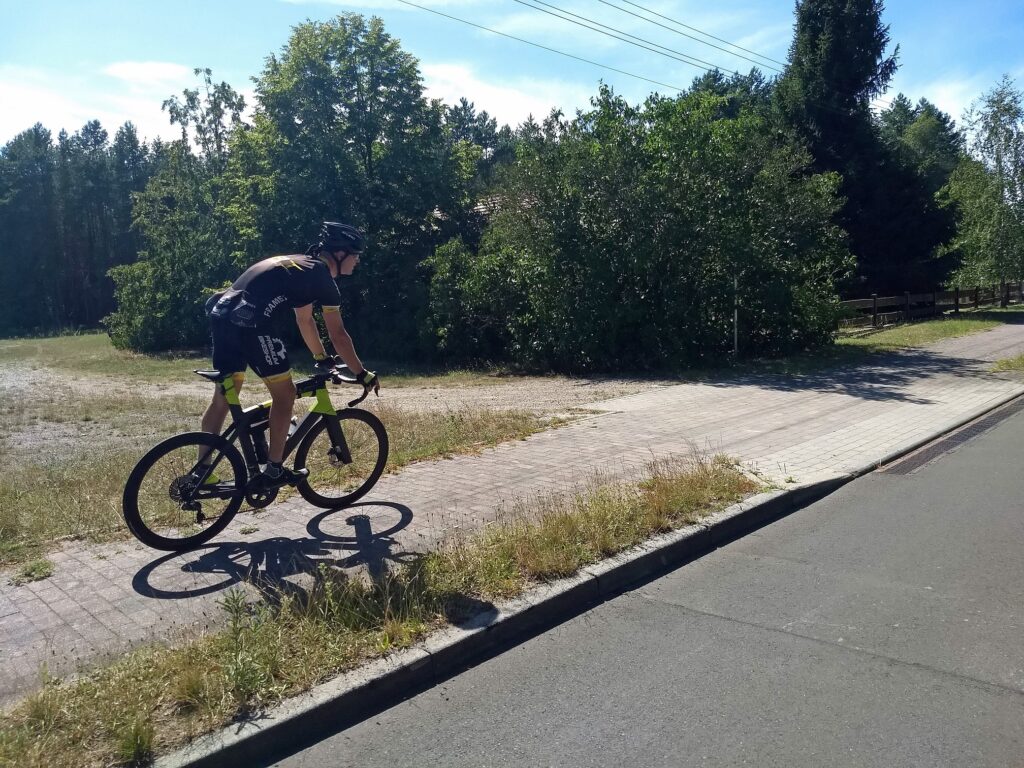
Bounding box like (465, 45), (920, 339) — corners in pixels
(210, 318), (292, 382)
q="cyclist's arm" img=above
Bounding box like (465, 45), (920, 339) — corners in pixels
(321, 307), (366, 376)
(293, 304), (328, 359)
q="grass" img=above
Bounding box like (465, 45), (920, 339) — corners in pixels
(0, 454), (756, 768)
(992, 353), (1024, 372)
(0, 332), (514, 388)
(752, 312), (1012, 377)
(0, 399), (554, 568)
(8, 558), (54, 586)
(835, 315), (1004, 351)
(0, 334), (205, 382)
(0, 310), (1014, 566)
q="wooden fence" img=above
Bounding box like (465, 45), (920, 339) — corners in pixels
(838, 283), (1024, 330)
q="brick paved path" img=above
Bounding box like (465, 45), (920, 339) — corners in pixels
(3, 324), (1024, 705)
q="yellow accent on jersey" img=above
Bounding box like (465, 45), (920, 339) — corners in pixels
(269, 255), (303, 271)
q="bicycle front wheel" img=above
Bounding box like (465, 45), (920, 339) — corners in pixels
(123, 432), (247, 551)
(294, 409), (388, 508)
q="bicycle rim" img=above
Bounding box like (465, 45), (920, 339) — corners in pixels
(124, 432), (246, 550)
(295, 410), (388, 508)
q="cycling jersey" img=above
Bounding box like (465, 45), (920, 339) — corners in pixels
(208, 255), (341, 329)
(205, 254), (343, 381)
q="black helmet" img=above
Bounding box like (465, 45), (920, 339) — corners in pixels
(319, 221), (364, 254)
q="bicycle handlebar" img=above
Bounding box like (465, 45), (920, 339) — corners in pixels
(297, 365), (372, 408)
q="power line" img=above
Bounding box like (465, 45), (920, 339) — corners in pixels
(593, 0), (785, 73)
(510, 0), (728, 76)
(515, 0), (890, 111)
(602, 0), (787, 69)
(392, 0), (689, 93)
(395, 0), (893, 116)
(601, 0), (893, 109)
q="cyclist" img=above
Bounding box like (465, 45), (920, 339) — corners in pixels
(199, 221), (381, 492)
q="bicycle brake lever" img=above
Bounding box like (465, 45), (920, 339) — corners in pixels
(347, 391), (368, 407)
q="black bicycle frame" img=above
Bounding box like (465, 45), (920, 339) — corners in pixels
(216, 387), (353, 476)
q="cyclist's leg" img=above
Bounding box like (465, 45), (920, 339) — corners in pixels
(244, 331), (295, 464)
(262, 373), (297, 462)
(199, 319), (246, 464)
(201, 374), (244, 435)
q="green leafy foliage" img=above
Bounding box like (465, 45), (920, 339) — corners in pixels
(220, 14), (476, 359)
(3, 9), (1016, 371)
(425, 88), (852, 370)
(105, 71), (244, 351)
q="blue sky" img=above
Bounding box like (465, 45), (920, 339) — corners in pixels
(2, 0), (1023, 146)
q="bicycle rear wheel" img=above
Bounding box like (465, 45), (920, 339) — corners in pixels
(294, 409), (388, 508)
(123, 432), (246, 551)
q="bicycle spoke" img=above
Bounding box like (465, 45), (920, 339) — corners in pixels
(134, 445), (237, 539)
(304, 418), (382, 497)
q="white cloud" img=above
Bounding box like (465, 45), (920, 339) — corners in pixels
(102, 61), (193, 94)
(0, 64), (196, 146)
(732, 23), (791, 67)
(280, 0), (485, 8)
(888, 72), (993, 124)
(421, 62), (595, 126)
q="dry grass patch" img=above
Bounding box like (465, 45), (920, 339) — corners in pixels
(8, 558), (54, 586)
(0, 453), (757, 767)
(426, 455), (758, 598)
(991, 353), (1024, 372)
(0, 400), (553, 567)
(372, 403), (560, 466)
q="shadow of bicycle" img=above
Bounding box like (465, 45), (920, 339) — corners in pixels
(131, 500), (418, 604)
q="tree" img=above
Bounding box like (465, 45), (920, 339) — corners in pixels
(880, 96), (964, 195)
(110, 122), (153, 269)
(222, 14), (472, 359)
(426, 87), (852, 370)
(107, 70), (245, 350)
(163, 68), (245, 173)
(944, 76), (1024, 287)
(776, 0), (952, 293)
(0, 125), (60, 332)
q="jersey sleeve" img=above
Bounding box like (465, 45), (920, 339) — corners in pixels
(313, 265), (343, 313)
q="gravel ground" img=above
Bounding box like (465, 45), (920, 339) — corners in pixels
(0, 362), (672, 459)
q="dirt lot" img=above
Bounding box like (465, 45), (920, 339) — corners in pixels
(0, 362), (670, 460)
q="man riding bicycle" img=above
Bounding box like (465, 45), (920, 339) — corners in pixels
(199, 221), (380, 493)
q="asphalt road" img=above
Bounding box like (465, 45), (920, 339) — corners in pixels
(275, 408), (1024, 768)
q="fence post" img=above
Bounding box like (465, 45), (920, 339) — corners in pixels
(871, 293), (878, 327)
(974, 286), (979, 310)
(932, 290), (937, 317)
(954, 286), (960, 314)
(1002, 280), (1009, 308)
(904, 291), (911, 323)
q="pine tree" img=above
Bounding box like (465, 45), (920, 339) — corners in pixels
(776, 0), (952, 293)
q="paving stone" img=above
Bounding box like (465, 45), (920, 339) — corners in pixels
(2, 325), (1024, 707)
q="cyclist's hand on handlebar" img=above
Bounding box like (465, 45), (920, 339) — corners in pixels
(314, 354), (340, 372)
(357, 369), (381, 397)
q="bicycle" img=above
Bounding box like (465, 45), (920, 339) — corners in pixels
(122, 365), (388, 551)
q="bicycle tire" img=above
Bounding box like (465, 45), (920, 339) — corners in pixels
(123, 431), (247, 551)
(294, 409), (388, 508)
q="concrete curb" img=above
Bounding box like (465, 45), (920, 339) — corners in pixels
(157, 391), (1023, 768)
(157, 480), (845, 768)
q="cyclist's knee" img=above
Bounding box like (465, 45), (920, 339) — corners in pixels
(263, 373), (296, 403)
